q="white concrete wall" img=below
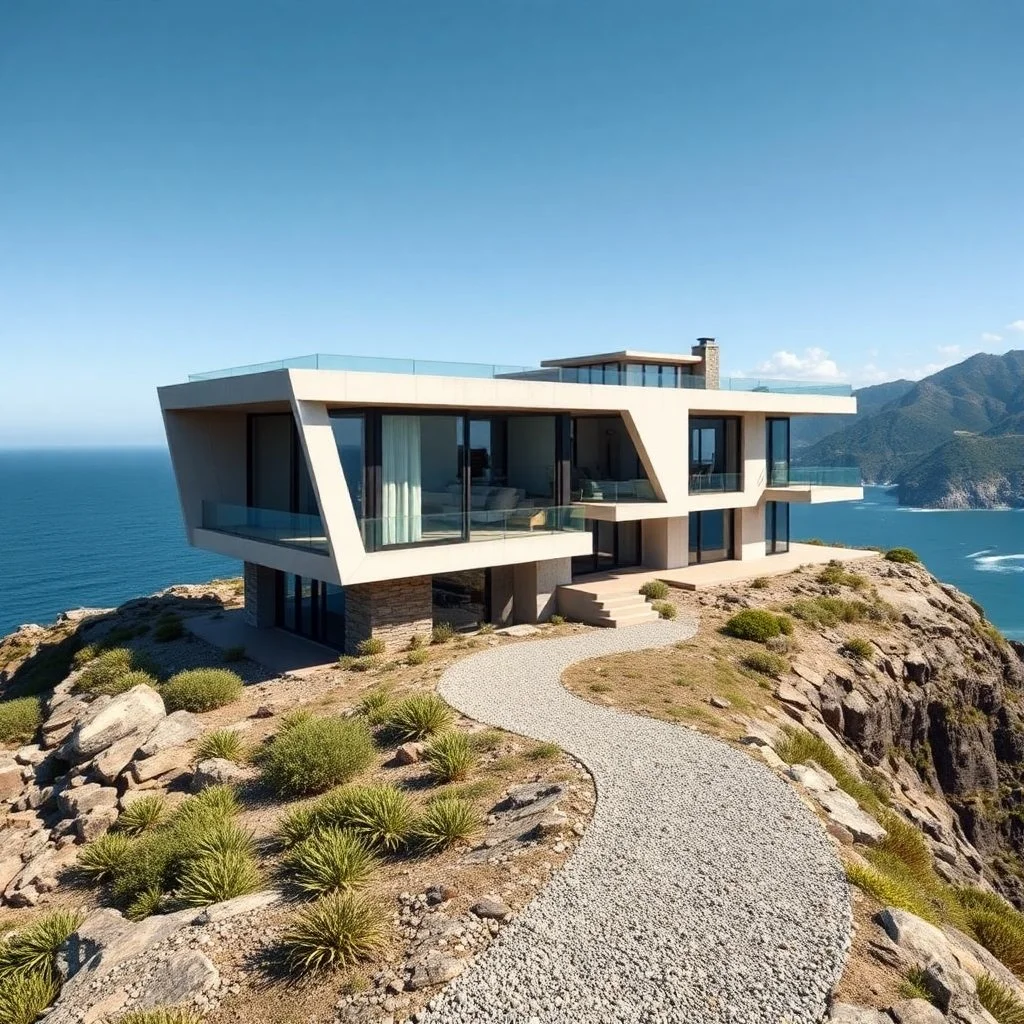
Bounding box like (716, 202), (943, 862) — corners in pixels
(641, 517), (688, 570)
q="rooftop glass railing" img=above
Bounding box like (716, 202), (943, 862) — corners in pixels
(769, 466), (862, 487)
(201, 501), (329, 554)
(360, 506), (586, 552)
(187, 353), (852, 396)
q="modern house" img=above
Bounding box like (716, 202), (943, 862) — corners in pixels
(158, 339), (861, 653)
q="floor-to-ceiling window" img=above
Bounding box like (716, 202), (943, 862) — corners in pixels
(572, 521), (642, 576)
(688, 510), (734, 564)
(275, 572), (346, 649)
(689, 418), (742, 493)
(570, 415), (654, 501)
(767, 418), (790, 487)
(330, 414), (365, 519)
(765, 501), (790, 554)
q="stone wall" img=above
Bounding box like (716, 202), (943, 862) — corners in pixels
(242, 562), (276, 629)
(344, 575), (434, 655)
(691, 339), (721, 389)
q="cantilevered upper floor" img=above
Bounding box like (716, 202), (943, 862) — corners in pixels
(158, 340), (861, 588)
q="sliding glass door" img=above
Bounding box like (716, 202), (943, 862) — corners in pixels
(689, 418), (742, 492)
(767, 418), (790, 486)
(688, 510), (734, 564)
(765, 501), (790, 554)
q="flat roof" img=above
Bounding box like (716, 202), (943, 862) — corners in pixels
(540, 350), (703, 368)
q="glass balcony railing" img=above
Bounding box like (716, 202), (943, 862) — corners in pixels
(769, 466), (862, 487)
(187, 353), (853, 396)
(360, 506), (586, 552)
(688, 471), (743, 494)
(572, 479), (658, 502)
(201, 501), (329, 554)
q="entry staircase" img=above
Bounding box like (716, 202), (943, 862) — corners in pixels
(556, 585), (660, 628)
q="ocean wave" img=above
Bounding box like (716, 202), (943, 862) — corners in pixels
(972, 553), (1024, 574)
(966, 549), (994, 559)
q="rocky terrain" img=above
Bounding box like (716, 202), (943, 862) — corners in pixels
(0, 584), (594, 1024)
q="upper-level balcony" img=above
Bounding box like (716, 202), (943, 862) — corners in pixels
(186, 352), (853, 397)
(768, 465), (862, 487)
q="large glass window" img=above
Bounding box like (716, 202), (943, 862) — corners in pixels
(767, 417), (790, 486)
(570, 415), (653, 501)
(250, 414), (292, 510)
(765, 501), (790, 554)
(689, 417), (742, 492)
(330, 415), (365, 519)
(688, 510), (734, 564)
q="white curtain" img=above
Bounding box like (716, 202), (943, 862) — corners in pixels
(382, 415), (422, 545)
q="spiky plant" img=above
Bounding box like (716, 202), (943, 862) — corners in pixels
(117, 795), (168, 837)
(0, 908), (84, 982)
(126, 886), (164, 921)
(276, 804), (319, 850)
(284, 828), (378, 897)
(176, 849), (261, 907)
(414, 796), (482, 853)
(330, 784), (417, 853)
(0, 970), (59, 1024)
(424, 731), (477, 783)
(385, 694), (453, 741)
(280, 893), (386, 973)
(195, 728), (247, 763)
(77, 832), (135, 882)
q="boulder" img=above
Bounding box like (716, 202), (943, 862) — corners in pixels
(136, 949), (218, 1008)
(131, 745), (190, 784)
(190, 758), (252, 791)
(394, 742), (425, 765)
(191, 889), (282, 924)
(792, 662), (825, 688)
(471, 897), (512, 921)
(75, 806), (119, 842)
(815, 789), (887, 843)
(137, 711), (200, 758)
(0, 762), (23, 801)
(92, 735), (143, 784)
(0, 857), (23, 893)
(65, 686), (165, 762)
(888, 1001), (944, 1024)
(504, 782), (563, 811)
(776, 681), (811, 708)
(828, 1004), (890, 1023)
(58, 783), (118, 819)
(786, 764), (835, 794)
(14, 744), (44, 767)
(709, 695), (732, 709)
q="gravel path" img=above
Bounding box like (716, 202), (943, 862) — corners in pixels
(420, 619), (851, 1024)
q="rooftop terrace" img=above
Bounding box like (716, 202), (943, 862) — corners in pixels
(186, 352), (852, 396)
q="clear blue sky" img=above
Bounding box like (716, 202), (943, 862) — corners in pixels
(2, 1), (1022, 445)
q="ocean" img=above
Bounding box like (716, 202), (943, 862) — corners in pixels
(0, 452), (1021, 641)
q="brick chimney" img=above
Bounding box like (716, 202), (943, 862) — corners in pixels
(691, 337), (720, 389)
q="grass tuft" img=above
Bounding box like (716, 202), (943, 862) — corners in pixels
(0, 697), (44, 744)
(977, 974), (1024, 1024)
(0, 970), (59, 1024)
(431, 622), (456, 645)
(196, 728), (247, 763)
(176, 848), (262, 907)
(424, 732), (477, 783)
(117, 795), (168, 837)
(385, 694), (454, 740)
(525, 741), (561, 762)
(651, 600), (677, 620)
(414, 796), (482, 852)
(77, 832), (135, 882)
(0, 908), (84, 983)
(639, 580), (669, 600)
(775, 726), (887, 811)
(284, 828), (378, 897)
(841, 636), (875, 661)
(281, 893), (386, 973)
(318, 784), (417, 853)
(740, 650), (789, 678)
(117, 1008), (204, 1024)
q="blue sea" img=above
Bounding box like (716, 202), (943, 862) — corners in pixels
(0, 453), (1021, 641)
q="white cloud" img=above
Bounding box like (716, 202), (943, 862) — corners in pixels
(937, 344), (961, 356)
(1006, 320), (1024, 332)
(981, 332), (1003, 343)
(753, 347), (841, 380)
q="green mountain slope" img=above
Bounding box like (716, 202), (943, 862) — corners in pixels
(791, 378), (914, 451)
(896, 433), (1024, 508)
(797, 350), (1024, 484)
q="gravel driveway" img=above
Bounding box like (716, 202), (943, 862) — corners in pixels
(420, 619), (851, 1024)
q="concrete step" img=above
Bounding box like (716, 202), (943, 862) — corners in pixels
(593, 592), (649, 609)
(603, 609), (660, 627)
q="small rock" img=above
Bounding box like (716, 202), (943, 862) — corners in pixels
(395, 743), (425, 766)
(470, 897), (512, 921)
(709, 696), (731, 709)
(191, 758), (252, 791)
(75, 806), (119, 842)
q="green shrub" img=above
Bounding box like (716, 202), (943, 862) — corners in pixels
(0, 908), (84, 983)
(0, 970), (59, 1024)
(651, 600), (676, 620)
(176, 848), (261, 906)
(77, 832), (135, 882)
(885, 547), (920, 564)
(281, 892), (386, 973)
(722, 609), (790, 643)
(386, 694), (453, 740)
(317, 784), (416, 853)
(548, 614), (565, 626)
(408, 633), (425, 650)
(969, 911), (1024, 977)
(639, 580), (670, 600)
(72, 643), (99, 669)
(741, 650), (788, 678)
(775, 726), (887, 811)
(356, 637), (385, 657)
(424, 732), (477, 783)
(977, 974), (1024, 1024)
(355, 689), (394, 724)
(788, 596), (873, 628)
(73, 647), (158, 697)
(260, 716), (374, 797)
(841, 636), (875, 661)
(349, 655), (383, 672)
(161, 668), (243, 713)
(117, 795), (167, 837)
(406, 648), (429, 666)
(414, 796), (482, 852)
(525, 741), (560, 761)
(750, 576), (770, 589)
(431, 622), (456, 645)
(817, 561), (868, 589)
(153, 614), (184, 642)
(125, 885), (164, 921)
(0, 697), (43, 744)
(337, 655), (357, 670)
(117, 1009), (203, 1024)
(196, 728), (246, 763)
(223, 645), (246, 663)
(278, 709), (313, 733)
(284, 828), (378, 897)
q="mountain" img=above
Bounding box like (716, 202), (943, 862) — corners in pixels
(796, 350), (1024, 491)
(896, 433), (1024, 508)
(791, 378), (914, 450)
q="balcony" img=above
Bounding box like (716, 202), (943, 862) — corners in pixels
(187, 353), (852, 396)
(360, 506), (586, 552)
(688, 471), (743, 494)
(571, 479), (657, 502)
(202, 502), (329, 554)
(769, 466), (862, 487)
